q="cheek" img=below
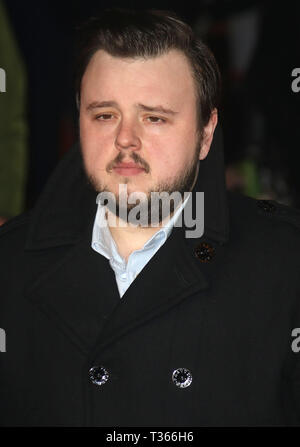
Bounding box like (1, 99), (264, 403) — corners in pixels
(80, 117), (110, 144)
(151, 133), (193, 173)
(80, 118), (114, 167)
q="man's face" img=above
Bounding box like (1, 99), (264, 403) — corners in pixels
(79, 49), (210, 223)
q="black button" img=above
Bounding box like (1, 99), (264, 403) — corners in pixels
(89, 365), (109, 386)
(194, 242), (215, 262)
(257, 199), (276, 213)
(172, 368), (192, 388)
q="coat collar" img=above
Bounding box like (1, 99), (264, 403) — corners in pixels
(24, 124), (229, 251)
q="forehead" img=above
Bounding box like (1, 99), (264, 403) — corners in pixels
(80, 49), (197, 108)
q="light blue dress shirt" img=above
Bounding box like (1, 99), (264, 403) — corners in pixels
(91, 192), (191, 298)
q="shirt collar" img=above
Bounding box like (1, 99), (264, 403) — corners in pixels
(92, 192), (192, 260)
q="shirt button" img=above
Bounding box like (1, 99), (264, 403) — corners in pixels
(120, 273), (127, 281)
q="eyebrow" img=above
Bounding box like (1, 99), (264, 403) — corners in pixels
(86, 100), (178, 115)
(86, 101), (118, 111)
(137, 103), (178, 115)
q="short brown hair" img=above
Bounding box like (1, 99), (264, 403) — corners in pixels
(75, 8), (221, 130)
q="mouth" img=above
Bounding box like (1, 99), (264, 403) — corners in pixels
(113, 163), (146, 176)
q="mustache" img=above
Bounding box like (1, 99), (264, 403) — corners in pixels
(107, 152), (150, 174)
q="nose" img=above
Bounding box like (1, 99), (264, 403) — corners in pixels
(115, 118), (141, 151)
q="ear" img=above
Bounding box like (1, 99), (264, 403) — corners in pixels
(199, 109), (218, 161)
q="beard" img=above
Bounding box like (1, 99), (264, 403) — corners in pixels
(81, 138), (201, 226)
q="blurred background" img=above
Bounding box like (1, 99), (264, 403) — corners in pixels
(1, 0), (300, 225)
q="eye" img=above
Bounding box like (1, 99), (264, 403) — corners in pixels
(146, 116), (166, 124)
(95, 114), (114, 121)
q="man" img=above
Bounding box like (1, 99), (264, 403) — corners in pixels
(1, 8), (300, 427)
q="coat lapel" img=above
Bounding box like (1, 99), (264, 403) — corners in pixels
(25, 217), (209, 356)
(90, 223), (210, 353)
(25, 218), (120, 355)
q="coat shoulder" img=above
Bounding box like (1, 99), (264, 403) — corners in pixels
(228, 192), (300, 237)
(0, 210), (31, 249)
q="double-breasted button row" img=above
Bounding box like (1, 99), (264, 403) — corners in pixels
(88, 366), (192, 388)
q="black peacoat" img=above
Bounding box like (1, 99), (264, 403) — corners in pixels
(1, 127), (300, 427)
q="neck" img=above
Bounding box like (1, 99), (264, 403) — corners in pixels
(106, 202), (181, 262)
